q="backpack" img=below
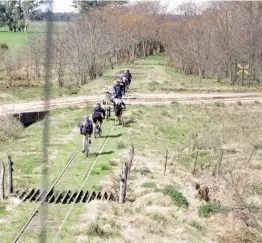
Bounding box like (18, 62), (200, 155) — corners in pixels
(115, 99), (124, 110)
(80, 119), (93, 135)
(116, 86), (121, 95)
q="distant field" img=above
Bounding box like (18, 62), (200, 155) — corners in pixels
(0, 22), (62, 50)
(0, 28), (33, 50)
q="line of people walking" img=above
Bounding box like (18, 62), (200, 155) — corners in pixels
(79, 69), (132, 153)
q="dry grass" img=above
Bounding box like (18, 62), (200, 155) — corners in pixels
(0, 113), (23, 141)
(71, 104), (262, 243)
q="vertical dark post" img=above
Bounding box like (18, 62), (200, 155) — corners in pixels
(119, 162), (128, 204)
(0, 162), (5, 200)
(192, 150), (199, 175)
(40, 2), (53, 242)
(164, 149), (168, 175)
(7, 156), (13, 196)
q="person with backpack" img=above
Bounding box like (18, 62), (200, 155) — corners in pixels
(124, 70), (132, 85)
(113, 98), (126, 125)
(113, 81), (122, 99)
(119, 79), (126, 95)
(80, 115), (93, 153)
(92, 103), (106, 133)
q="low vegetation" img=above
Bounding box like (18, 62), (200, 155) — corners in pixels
(0, 114), (23, 141)
(198, 203), (231, 218)
(162, 185), (189, 208)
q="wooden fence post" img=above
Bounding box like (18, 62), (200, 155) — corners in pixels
(119, 162), (128, 204)
(0, 163), (5, 200)
(119, 146), (135, 203)
(164, 149), (168, 175)
(7, 156), (13, 197)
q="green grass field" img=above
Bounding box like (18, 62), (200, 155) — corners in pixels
(1, 100), (262, 241)
(0, 26), (41, 50)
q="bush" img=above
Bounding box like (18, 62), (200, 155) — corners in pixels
(0, 115), (24, 141)
(162, 185), (189, 208)
(117, 141), (126, 149)
(100, 163), (110, 171)
(142, 182), (157, 189)
(198, 203), (231, 218)
(0, 43), (8, 50)
(67, 85), (79, 95)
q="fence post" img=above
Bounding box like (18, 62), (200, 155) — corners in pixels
(7, 156), (13, 197)
(119, 146), (135, 204)
(119, 162), (128, 204)
(164, 149), (168, 175)
(0, 163), (5, 200)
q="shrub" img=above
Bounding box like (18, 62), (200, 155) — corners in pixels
(142, 182), (157, 189)
(198, 203), (231, 218)
(117, 141), (126, 149)
(0, 43), (8, 50)
(100, 163), (110, 171)
(86, 222), (106, 237)
(251, 182), (262, 195)
(162, 185), (189, 208)
(0, 115), (24, 141)
(67, 85), (79, 95)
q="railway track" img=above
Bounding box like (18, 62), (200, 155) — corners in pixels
(12, 121), (116, 243)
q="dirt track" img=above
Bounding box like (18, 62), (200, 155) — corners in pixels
(1, 92), (262, 115)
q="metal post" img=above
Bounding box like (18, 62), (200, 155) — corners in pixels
(7, 155), (13, 197)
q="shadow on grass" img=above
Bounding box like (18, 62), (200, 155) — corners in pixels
(86, 150), (115, 157)
(101, 133), (122, 138)
(99, 151), (114, 155)
(123, 119), (136, 127)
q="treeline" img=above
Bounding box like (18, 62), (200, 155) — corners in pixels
(0, 1), (165, 87)
(2, 1), (260, 88)
(161, 1), (262, 84)
(0, 0), (77, 31)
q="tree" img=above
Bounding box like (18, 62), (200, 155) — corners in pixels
(72, 0), (128, 13)
(0, 0), (48, 32)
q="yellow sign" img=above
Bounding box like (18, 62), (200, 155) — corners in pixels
(237, 64), (249, 75)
